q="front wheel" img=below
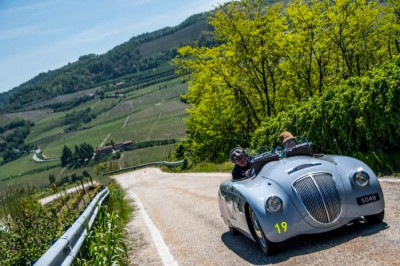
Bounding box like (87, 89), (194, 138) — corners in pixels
(365, 210), (384, 224)
(248, 206), (276, 255)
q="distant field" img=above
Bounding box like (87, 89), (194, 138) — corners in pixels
(0, 75), (189, 193)
(0, 114), (10, 126)
(0, 157), (97, 194)
(0, 153), (61, 192)
(2, 109), (54, 124)
(119, 144), (175, 166)
(140, 22), (211, 57)
(21, 87), (100, 110)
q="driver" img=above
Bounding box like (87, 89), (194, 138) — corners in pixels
(230, 147), (252, 180)
(280, 131), (296, 149)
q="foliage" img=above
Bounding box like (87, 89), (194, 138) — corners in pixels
(252, 57), (400, 157)
(61, 142), (94, 167)
(0, 183), (101, 265)
(64, 107), (96, 132)
(45, 94), (95, 112)
(61, 145), (73, 167)
(75, 185), (131, 265)
(0, 116), (33, 133)
(173, 0), (400, 162)
(0, 117), (35, 164)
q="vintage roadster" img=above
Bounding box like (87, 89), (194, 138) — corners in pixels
(218, 139), (385, 255)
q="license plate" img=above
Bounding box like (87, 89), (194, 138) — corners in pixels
(357, 193), (380, 205)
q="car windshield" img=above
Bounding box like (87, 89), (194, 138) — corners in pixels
(276, 136), (313, 158)
(246, 146), (279, 176)
(248, 146), (274, 158)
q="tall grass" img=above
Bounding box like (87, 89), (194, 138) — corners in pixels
(75, 184), (132, 265)
(0, 183), (101, 265)
(76, 209), (127, 266)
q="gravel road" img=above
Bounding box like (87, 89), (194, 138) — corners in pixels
(113, 168), (400, 266)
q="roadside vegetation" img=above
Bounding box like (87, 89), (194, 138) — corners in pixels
(76, 182), (132, 265)
(0, 175), (131, 265)
(172, 0), (400, 174)
(0, 181), (102, 265)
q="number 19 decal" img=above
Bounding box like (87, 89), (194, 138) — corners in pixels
(275, 221), (288, 234)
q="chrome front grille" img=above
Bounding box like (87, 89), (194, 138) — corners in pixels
(293, 172), (341, 224)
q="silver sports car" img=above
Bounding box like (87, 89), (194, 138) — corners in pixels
(218, 139), (385, 255)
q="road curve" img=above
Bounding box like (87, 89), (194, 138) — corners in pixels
(113, 168), (400, 266)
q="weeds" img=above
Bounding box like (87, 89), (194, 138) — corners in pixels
(75, 185), (131, 265)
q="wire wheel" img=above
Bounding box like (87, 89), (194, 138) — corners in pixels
(248, 206), (275, 255)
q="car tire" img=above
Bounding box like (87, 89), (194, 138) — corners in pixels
(248, 206), (276, 255)
(365, 210), (384, 224)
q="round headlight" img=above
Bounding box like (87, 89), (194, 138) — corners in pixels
(353, 171), (370, 187)
(266, 196), (283, 213)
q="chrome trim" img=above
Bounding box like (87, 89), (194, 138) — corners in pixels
(309, 175), (331, 222)
(293, 172), (341, 224)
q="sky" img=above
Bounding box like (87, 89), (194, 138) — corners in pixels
(0, 0), (228, 94)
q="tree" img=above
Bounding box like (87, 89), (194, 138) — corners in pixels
(82, 170), (94, 187)
(73, 145), (80, 164)
(173, 0), (399, 162)
(71, 173), (79, 183)
(79, 143), (94, 160)
(48, 174), (56, 184)
(60, 145), (73, 167)
(174, 0), (287, 161)
(48, 174), (57, 194)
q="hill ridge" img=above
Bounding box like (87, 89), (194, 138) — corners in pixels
(0, 12), (213, 111)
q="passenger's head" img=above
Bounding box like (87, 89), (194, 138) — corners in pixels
(279, 131), (296, 149)
(230, 147), (248, 167)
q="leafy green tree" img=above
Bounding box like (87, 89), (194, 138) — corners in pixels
(174, 0), (400, 162)
(252, 57), (400, 157)
(48, 174), (56, 184)
(74, 145), (80, 164)
(174, 0), (287, 160)
(3, 149), (18, 163)
(71, 173), (79, 183)
(61, 145), (73, 167)
(79, 143), (94, 160)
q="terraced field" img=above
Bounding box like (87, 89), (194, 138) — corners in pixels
(0, 77), (189, 191)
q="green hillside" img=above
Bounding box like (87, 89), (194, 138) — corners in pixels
(0, 11), (214, 192)
(0, 12), (212, 112)
(0, 77), (189, 193)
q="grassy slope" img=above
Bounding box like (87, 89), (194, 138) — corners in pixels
(0, 17), (204, 191)
(0, 77), (189, 192)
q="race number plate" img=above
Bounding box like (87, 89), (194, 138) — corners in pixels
(357, 193), (380, 205)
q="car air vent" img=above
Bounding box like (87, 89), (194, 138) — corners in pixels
(293, 172), (341, 224)
(286, 162), (322, 174)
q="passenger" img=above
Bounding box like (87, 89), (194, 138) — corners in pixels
(230, 147), (252, 180)
(279, 131), (297, 149)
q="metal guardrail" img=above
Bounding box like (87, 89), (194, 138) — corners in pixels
(102, 159), (187, 175)
(33, 187), (109, 266)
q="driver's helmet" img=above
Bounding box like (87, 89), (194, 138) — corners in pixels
(229, 147), (247, 163)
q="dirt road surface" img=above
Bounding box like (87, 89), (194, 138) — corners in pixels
(113, 168), (400, 266)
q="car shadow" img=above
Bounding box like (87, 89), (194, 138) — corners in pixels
(221, 219), (389, 265)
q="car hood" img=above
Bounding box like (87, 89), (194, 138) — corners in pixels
(258, 155), (356, 190)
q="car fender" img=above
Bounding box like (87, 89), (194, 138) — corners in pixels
(242, 177), (308, 243)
